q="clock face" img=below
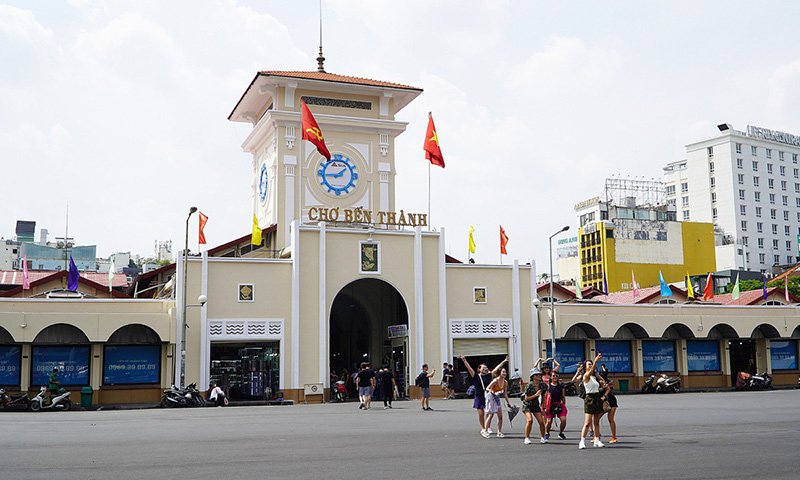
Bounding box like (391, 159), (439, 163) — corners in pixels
(317, 154), (358, 196)
(258, 163), (268, 203)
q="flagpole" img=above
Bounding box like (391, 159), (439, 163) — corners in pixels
(427, 161), (431, 229)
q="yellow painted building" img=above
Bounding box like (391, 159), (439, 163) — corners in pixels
(580, 219), (716, 293)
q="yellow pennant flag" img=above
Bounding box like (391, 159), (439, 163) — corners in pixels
(686, 272), (695, 298)
(468, 225), (476, 254)
(251, 215), (262, 246)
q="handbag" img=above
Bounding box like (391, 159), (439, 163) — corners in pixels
(602, 399), (611, 413)
(551, 402), (563, 416)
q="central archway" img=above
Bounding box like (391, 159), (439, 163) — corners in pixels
(329, 279), (409, 392)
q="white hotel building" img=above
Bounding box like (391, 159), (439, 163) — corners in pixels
(664, 125), (800, 273)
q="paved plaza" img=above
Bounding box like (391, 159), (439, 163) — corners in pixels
(1, 390), (799, 479)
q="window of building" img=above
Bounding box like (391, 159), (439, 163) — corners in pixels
(666, 185), (675, 195)
(774, 254), (781, 264)
(772, 224), (778, 235)
(781, 180), (787, 191)
(754, 176), (761, 187)
(683, 210), (690, 221)
(789, 256), (794, 264)
(752, 161), (759, 171)
(794, 153), (798, 164)
(757, 222), (763, 232)
(785, 211), (790, 221)
(759, 253), (766, 263)
(752, 146), (758, 156)
(738, 173), (744, 185)
(767, 148), (773, 159)
(737, 158), (744, 169)
(795, 169), (799, 179)
(707, 146), (714, 158)
(755, 191), (761, 202)
(740, 205), (746, 215)
(667, 198), (676, 206)
(758, 238), (764, 249)
(712, 192), (717, 203)
(712, 208), (718, 220)
(741, 220), (747, 231)
(771, 208), (777, 219)
(736, 143), (742, 154)
(773, 239), (779, 250)
(795, 183), (800, 193)
(780, 151), (785, 161)
(796, 198), (800, 208)
(742, 236), (749, 246)
(709, 161), (715, 173)
(756, 206), (762, 217)
(710, 177), (715, 188)
(783, 195), (789, 206)
(780, 165), (786, 176)
(770, 194), (776, 204)
(682, 196), (689, 207)
(681, 182), (688, 193)
(787, 241), (792, 251)
(768, 178), (774, 189)
(768, 163), (774, 174)
(738, 189), (745, 200)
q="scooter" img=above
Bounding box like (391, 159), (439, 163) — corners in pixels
(748, 372), (773, 391)
(161, 383), (204, 408)
(641, 374), (658, 393)
(1, 388), (31, 411)
(333, 380), (347, 402)
(655, 374), (681, 393)
(30, 386), (71, 412)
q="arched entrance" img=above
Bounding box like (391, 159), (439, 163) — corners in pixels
(329, 279), (409, 395)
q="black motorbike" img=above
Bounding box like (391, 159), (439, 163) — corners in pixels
(161, 383), (205, 408)
(0, 388), (31, 411)
(641, 374), (658, 393)
(747, 372), (773, 391)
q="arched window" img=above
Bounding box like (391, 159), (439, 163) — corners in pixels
(31, 324), (90, 387)
(654, 299), (677, 305)
(0, 326), (21, 386)
(763, 300), (785, 306)
(104, 325), (162, 386)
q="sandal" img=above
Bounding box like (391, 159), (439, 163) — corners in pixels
(496, 432), (505, 438)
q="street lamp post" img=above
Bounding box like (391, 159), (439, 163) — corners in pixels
(180, 206), (198, 388)
(549, 225), (570, 367)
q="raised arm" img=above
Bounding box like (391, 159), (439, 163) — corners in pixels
(551, 358), (561, 373)
(491, 356), (509, 376)
(533, 358), (544, 369)
(583, 353), (602, 383)
(460, 354), (475, 377)
(571, 366), (583, 383)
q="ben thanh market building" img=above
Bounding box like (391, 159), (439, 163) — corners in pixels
(1, 65), (800, 405)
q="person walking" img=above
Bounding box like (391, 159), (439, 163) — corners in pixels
(599, 364), (619, 443)
(416, 364), (436, 411)
(460, 355), (508, 438)
(579, 353), (606, 449)
(380, 366), (396, 409)
(522, 368), (548, 445)
(544, 372), (568, 440)
(441, 362), (451, 399)
(484, 368), (512, 438)
(356, 362), (376, 410)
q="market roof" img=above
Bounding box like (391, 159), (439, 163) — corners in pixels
(0, 270), (128, 288)
(259, 71), (422, 91)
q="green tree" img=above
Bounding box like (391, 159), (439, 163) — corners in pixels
(724, 279), (764, 294)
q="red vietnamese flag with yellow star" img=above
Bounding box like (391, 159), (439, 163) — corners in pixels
(423, 113), (445, 168)
(301, 100), (331, 160)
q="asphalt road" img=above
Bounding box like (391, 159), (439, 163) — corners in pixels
(2, 390), (799, 480)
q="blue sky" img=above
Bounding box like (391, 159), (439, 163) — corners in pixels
(2, 1), (799, 274)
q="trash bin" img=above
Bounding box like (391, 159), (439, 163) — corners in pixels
(618, 379), (629, 392)
(80, 387), (94, 409)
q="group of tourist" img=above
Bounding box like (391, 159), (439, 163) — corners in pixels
(460, 353), (618, 448)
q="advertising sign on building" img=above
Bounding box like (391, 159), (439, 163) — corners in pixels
(687, 340), (720, 371)
(31, 346), (90, 386)
(103, 346), (161, 385)
(545, 341), (584, 373)
(642, 341), (677, 372)
(0, 345), (21, 385)
(594, 341), (632, 373)
(769, 340), (798, 370)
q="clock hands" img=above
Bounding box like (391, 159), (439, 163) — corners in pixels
(325, 167), (347, 178)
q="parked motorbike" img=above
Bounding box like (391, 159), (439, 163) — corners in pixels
(161, 383), (205, 408)
(563, 381), (578, 397)
(29, 386), (71, 412)
(735, 371), (773, 391)
(641, 374), (658, 393)
(332, 380), (347, 403)
(1, 388), (31, 411)
(655, 374), (681, 393)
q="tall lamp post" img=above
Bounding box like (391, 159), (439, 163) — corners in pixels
(549, 225), (570, 367)
(180, 206), (198, 388)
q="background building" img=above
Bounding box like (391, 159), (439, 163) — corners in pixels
(664, 124), (800, 274)
(576, 178), (715, 293)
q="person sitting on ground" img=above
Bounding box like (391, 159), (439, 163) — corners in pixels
(209, 383), (227, 407)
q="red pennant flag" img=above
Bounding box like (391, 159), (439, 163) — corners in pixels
(198, 212), (208, 245)
(423, 113), (445, 168)
(702, 272), (714, 301)
(499, 225), (509, 255)
(301, 101), (331, 160)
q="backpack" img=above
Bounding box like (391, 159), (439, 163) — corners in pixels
(415, 372), (426, 387)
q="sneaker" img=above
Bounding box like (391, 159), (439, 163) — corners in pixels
(540, 437), (548, 444)
(593, 439), (605, 448)
(609, 437), (618, 444)
(486, 428), (493, 434)
(558, 433), (567, 440)
(544, 433), (550, 440)
(384, 406), (389, 410)
(579, 439), (586, 449)
(480, 430), (490, 438)
(359, 403), (364, 409)
(427, 407), (434, 411)
(388, 405), (392, 409)
(496, 432), (505, 438)
(523, 438), (532, 445)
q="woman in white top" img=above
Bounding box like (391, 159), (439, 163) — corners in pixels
(579, 353), (606, 449)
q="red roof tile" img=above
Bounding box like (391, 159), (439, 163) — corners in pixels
(0, 270), (128, 287)
(712, 287), (799, 305)
(259, 71), (422, 91)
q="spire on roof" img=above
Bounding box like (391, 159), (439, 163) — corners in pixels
(316, 0), (326, 72)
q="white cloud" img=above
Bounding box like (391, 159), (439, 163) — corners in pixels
(0, 5), (53, 45)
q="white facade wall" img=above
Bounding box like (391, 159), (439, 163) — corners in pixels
(665, 127), (800, 273)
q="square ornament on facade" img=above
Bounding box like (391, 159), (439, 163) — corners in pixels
(238, 283), (254, 302)
(473, 287), (487, 304)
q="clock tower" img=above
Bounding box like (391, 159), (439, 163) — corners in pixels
(228, 70), (423, 249)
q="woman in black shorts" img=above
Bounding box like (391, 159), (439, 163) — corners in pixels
(521, 368), (547, 445)
(602, 378), (619, 443)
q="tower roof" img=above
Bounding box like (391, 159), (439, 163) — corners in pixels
(258, 71), (421, 91)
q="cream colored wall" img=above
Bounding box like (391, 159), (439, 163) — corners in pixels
(298, 232), (321, 387)
(518, 266), (535, 368)
(420, 235), (443, 369)
(446, 265), (514, 319)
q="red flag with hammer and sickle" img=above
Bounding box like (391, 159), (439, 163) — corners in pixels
(423, 113), (445, 168)
(301, 100), (331, 160)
